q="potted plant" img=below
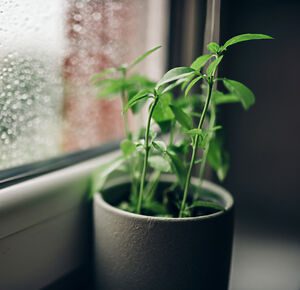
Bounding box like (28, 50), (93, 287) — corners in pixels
(91, 34), (272, 290)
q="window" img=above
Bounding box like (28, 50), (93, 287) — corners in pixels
(0, 0), (169, 171)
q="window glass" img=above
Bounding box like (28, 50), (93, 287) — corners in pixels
(0, 0), (168, 170)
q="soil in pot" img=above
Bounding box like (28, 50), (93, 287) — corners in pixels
(102, 177), (225, 218)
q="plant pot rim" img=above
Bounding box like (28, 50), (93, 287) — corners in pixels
(95, 174), (234, 222)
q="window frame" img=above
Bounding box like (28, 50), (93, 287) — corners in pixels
(0, 141), (119, 189)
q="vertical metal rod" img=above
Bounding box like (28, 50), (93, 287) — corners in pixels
(196, 0), (221, 179)
(203, 0), (221, 53)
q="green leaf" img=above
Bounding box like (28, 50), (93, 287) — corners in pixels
(211, 125), (222, 132)
(185, 128), (209, 148)
(198, 131), (209, 149)
(190, 111), (202, 118)
(96, 79), (126, 98)
(149, 130), (158, 144)
(206, 56), (223, 76)
(118, 201), (135, 213)
(188, 200), (224, 211)
(198, 126), (222, 149)
(168, 142), (189, 155)
(126, 75), (155, 113)
(223, 79), (255, 110)
(124, 89), (152, 112)
(120, 139), (136, 156)
(169, 105), (193, 130)
(128, 45), (162, 70)
(190, 54), (212, 70)
(207, 135), (229, 181)
(186, 128), (203, 137)
(184, 75), (203, 97)
(91, 67), (116, 83)
(148, 155), (171, 172)
(127, 74), (156, 89)
(180, 206), (192, 218)
(91, 156), (124, 195)
(143, 200), (169, 216)
(181, 74), (196, 90)
(212, 90), (240, 105)
(161, 78), (187, 94)
(152, 140), (167, 152)
(152, 93), (174, 123)
(156, 67), (195, 89)
(166, 150), (186, 188)
(207, 42), (220, 53)
(128, 92), (147, 113)
(220, 33), (273, 51)
(135, 139), (145, 151)
(143, 171), (161, 201)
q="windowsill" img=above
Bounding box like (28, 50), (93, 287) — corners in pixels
(0, 150), (118, 289)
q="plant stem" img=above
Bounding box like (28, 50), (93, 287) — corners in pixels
(136, 95), (158, 214)
(199, 103), (216, 186)
(144, 170), (161, 201)
(120, 68), (137, 197)
(179, 80), (213, 217)
(129, 155), (137, 200)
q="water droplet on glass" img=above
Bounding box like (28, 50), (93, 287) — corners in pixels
(92, 12), (102, 21)
(73, 24), (82, 32)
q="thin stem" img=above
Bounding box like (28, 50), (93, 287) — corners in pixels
(144, 170), (161, 201)
(179, 81), (213, 217)
(129, 155), (137, 200)
(136, 95), (159, 214)
(198, 54), (220, 186)
(199, 103), (216, 186)
(120, 68), (137, 197)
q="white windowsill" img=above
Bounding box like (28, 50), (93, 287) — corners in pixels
(0, 150), (118, 289)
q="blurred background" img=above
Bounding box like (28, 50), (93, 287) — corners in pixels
(0, 0), (299, 289)
(220, 1), (300, 289)
(170, 1), (300, 288)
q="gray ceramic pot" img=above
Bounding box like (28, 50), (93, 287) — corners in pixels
(93, 175), (234, 290)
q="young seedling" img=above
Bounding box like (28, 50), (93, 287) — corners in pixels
(92, 46), (161, 202)
(92, 45), (161, 139)
(93, 33), (273, 218)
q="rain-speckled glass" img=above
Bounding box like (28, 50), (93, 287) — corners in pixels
(0, 0), (167, 170)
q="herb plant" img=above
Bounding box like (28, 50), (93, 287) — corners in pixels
(92, 33), (272, 218)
